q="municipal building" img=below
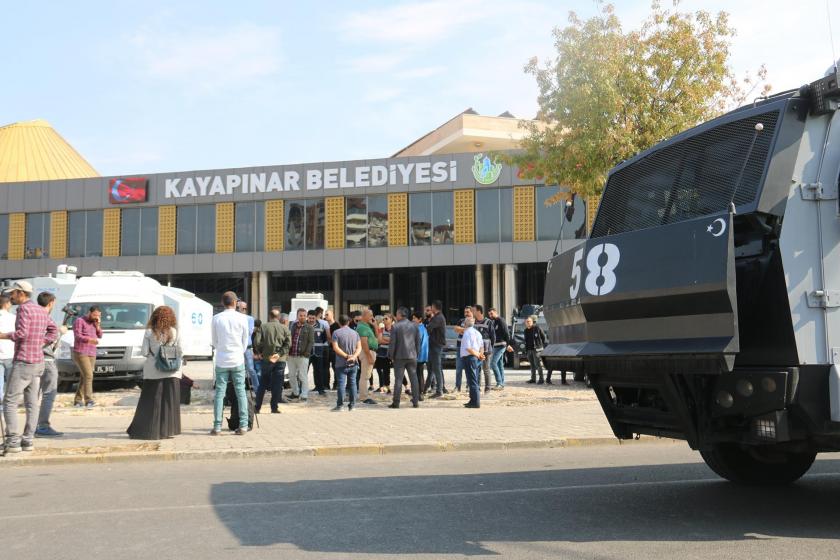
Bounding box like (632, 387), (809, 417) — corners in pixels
(0, 111), (593, 320)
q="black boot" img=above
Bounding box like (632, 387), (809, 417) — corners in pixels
(546, 371), (553, 384)
(527, 374), (536, 384)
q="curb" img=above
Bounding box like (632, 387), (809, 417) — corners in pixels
(0, 436), (675, 467)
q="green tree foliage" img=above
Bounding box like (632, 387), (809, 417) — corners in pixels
(513, 1), (770, 203)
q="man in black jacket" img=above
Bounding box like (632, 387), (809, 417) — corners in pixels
(472, 305), (496, 394)
(487, 307), (513, 389)
(426, 300), (446, 398)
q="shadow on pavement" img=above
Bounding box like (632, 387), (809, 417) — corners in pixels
(209, 458), (840, 555)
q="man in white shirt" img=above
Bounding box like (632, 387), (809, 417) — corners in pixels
(0, 294), (15, 412)
(211, 291), (251, 435)
(460, 316), (485, 409)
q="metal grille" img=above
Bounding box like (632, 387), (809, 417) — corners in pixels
(592, 110), (780, 238)
(95, 347), (126, 360)
(388, 193), (408, 247)
(454, 189), (475, 244)
(158, 206), (176, 256)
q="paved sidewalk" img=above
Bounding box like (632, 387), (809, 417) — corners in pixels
(0, 373), (648, 465)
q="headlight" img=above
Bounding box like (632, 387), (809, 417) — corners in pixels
(130, 346), (145, 358)
(57, 342), (71, 360)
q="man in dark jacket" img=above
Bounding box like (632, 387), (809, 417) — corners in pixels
(287, 308), (315, 401)
(388, 307), (422, 409)
(426, 300), (447, 398)
(253, 309), (291, 413)
(472, 305), (496, 394)
(487, 307), (513, 389)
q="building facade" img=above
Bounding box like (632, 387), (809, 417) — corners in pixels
(0, 114), (590, 321)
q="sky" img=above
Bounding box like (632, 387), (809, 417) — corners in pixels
(1, 0), (838, 176)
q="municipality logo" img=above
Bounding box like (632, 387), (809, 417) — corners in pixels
(472, 153), (503, 185)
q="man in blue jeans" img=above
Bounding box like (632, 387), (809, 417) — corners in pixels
(460, 316), (485, 409)
(487, 308), (513, 389)
(211, 291), (251, 435)
(331, 314), (361, 411)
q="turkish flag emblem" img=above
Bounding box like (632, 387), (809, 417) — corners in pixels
(109, 178), (148, 204)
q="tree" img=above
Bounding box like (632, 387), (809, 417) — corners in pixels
(512, 1), (770, 203)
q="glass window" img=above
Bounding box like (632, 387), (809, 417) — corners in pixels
(305, 199), (324, 250)
(177, 206), (197, 254)
(432, 191), (453, 245)
(196, 205), (216, 254)
(346, 197), (366, 248)
(121, 208), (141, 257)
(69, 210), (88, 258)
(285, 201), (304, 251)
(475, 189), (500, 243)
(235, 202), (265, 253)
(0, 214), (7, 259)
(123, 208), (157, 256)
(86, 210), (103, 257)
(500, 188), (513, 242)
(25, 212), (50, 259)
(409, 193), (431, 246)
(536, 186), (563, 241)
(140, 207), (158, 256)
(367, 195), (388, 248)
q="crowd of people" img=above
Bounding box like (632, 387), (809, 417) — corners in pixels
(0, 280), (555, 453)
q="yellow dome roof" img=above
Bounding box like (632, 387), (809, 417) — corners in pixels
(0, 119), (99, 183)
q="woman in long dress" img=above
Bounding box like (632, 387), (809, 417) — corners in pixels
(127, 306), (182, 440)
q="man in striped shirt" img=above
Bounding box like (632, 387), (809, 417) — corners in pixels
(0, 281), (58, 455)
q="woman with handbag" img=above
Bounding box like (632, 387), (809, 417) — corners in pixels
(127, 306), (183, 440)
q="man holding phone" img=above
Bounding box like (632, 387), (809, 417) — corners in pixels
(72, 306), (102, 408)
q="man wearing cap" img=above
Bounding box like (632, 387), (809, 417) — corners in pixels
(0, 294), (15, 413)
(0, 281), (58, 454)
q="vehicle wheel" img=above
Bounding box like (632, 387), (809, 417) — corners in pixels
(700, 443), (816, 485)
(57, 381), (74, 393)
(573, 370), (586, 382)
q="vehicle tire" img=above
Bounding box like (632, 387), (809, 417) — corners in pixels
(573, 370), (586, 382)
(700, 443), (816, 485)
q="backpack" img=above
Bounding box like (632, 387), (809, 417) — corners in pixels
(154, 331), (182, 372)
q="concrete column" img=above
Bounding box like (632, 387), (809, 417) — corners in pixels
(491, 264), (501, 313)
(421, 269), (429, 308)
(333, 270), (342, 315)
(388, 271), (396, 313)
(503, 264), (518, 323)
(258, 271), (269, 321)
(475, 265), (485, 307)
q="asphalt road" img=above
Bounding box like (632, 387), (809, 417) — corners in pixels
(2, 444), (840, 559)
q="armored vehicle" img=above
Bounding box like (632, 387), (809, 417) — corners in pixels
(543, 67), (840, 484)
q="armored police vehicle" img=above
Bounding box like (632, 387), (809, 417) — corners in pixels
(543, 67), (840, 484)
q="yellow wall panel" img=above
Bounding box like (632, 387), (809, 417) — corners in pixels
(513, 186), (535, 242)
(216, 202), (234, 254)
(387, 193), (408, 247)
(325, 196), (345, 250)
(158, 206), (176, 256)
(102, 208), (121, 257)
(587, 194), (601, 234)
(454, 189), (475, 244)
(265, 200), (284, 252)
(8, 213), (25, 260)
(50, 210), (67, 259)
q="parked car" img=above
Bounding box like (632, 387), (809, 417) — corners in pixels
(442, 326), (459, 368)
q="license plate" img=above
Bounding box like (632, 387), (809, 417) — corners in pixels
(94, 365), (116, 374)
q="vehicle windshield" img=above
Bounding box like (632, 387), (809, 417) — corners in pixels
(64, 303), (152, 330)
(445, 326), (458, 340)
